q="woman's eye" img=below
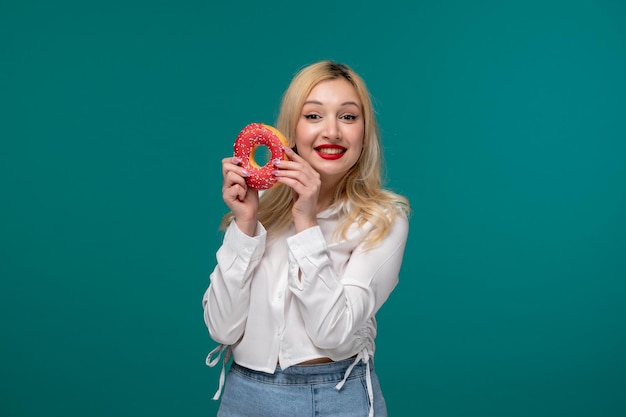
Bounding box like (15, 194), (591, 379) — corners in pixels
(304, 114), (320, 120)
(341, 114), (358, 121)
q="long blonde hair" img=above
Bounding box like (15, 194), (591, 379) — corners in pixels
(222, 61), (409, 247)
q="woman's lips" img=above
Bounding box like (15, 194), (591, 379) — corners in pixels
(315, 145), (346, 160)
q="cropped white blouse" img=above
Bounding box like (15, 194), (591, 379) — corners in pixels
(203, 204), (409, 415)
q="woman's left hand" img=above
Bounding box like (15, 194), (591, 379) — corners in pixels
(273, 146), (320, 232)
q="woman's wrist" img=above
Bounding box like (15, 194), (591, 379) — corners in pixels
(293, 216), (317, 234)
(235, 217), (258, 236)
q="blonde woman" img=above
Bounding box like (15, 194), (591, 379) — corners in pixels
(203, 61), (409, 417)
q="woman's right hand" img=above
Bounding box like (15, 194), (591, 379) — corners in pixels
(221, 156), (259, 236)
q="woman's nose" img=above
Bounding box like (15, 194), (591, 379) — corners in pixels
(323, 119), (340, 140)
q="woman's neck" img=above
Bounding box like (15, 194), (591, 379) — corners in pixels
(317, 181), (339, 213)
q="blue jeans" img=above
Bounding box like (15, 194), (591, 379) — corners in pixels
(217, 358), (388, 417)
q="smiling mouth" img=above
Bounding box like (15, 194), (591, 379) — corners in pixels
(315, 146), (346, 160)
(316, 147), (345, 155)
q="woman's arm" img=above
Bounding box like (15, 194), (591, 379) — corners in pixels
(202, 221), (266, 345)
(287, 211), (409, 349)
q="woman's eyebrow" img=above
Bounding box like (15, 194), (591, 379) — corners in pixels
(303, 100), (361, 107)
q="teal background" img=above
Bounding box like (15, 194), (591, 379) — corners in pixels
(1, 1), (625, 416)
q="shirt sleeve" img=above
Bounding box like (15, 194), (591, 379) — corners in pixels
(286, 212), (409, 349)
(203, 221), (266, 345)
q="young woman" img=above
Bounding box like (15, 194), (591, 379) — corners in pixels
(203, 60), (410, 417)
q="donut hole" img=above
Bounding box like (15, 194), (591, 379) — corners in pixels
(251, 144), (271, 168)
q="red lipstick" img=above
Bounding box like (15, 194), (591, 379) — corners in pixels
(315, 144), (346, 160)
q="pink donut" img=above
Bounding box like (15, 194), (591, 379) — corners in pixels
(234, 123), (289, 190)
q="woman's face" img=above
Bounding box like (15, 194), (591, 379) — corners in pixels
(294, 78), (365, 185)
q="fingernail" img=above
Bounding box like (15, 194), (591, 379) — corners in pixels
(233, 156), (242, 164)
(242, 169), (250, 177)
(272, 170), (280, 176)
(282, 145), (291, 151)
(272, 158), (281, 165)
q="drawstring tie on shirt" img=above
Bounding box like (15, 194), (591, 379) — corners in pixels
(335, 348), (374, 417)
(206, 344), (231, 400)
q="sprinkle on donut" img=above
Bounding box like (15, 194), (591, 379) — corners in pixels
(233, 123), (289, 190)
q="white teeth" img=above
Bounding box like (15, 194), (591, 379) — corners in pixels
(317, 148), (344, 155)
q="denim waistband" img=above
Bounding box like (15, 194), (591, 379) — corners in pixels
(207, 346), (376, 417)
(231, 357), (372, 385)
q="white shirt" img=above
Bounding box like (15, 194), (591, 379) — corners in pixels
(203, 203), (409, 375)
